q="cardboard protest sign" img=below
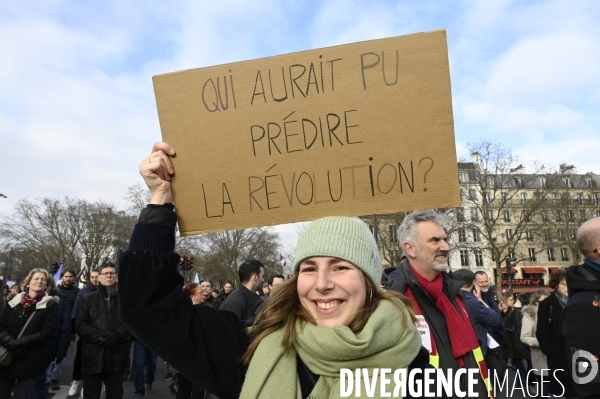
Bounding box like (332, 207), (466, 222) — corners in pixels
(153, 28), (460, 236)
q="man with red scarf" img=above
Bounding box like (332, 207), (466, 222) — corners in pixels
(383, 210), (492, 398)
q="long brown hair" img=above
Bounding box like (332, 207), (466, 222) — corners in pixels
(242, 272), (416, 364)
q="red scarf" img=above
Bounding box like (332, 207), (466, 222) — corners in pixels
(410, 264), (479, 367)
(22, 291), (46, 312)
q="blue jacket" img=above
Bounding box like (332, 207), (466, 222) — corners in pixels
(46, 292), (72, 362)
(462, 290), (502, 355)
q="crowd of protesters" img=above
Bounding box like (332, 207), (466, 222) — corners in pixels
(0, 142), (598, 399)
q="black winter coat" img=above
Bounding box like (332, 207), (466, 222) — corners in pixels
(383, 260), (489, 398)
(119, 222), (249, 399)
(513, 308), (530, 361)
(57, 282), (80, 313)
(45, 292), (72, 363)
(537, 290), (577, 397)
(562, 263), (600, 399)
(219, 284), (261, 323)
(0, 293), (57, 378)
(76, 283), (130, 375)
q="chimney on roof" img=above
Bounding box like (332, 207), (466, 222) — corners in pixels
(472, 152), (483, 171)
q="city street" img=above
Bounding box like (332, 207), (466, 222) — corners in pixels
(48, 338), (173, 398)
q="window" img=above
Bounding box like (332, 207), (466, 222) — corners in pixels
(506, 229), (513, 240)
(580, 210), (587, 221)
(568, 211), (575, 222)
(556, 211), (562, 222)
(457, 208), (465, 222)
(471, 208), (479, 221)
(485, 192), (492, 203)
(571, 229), (577, 240)
(594, 193), (600, 205)
(551, 193), (558, 204)
(389, 225), (398, 243)
(561, 248), (570, 262)
(558, 229), (565, 239)
(542, 211), (549, 222)
(586, 177), (593, 187)
(501, 193), (508, 203)
(460, 250), (470, 267)
(577, 193), (584, 205)
(547, 248), (556, 262)
(474, 249), (484, 267)
(491, 251), (496, 261)
(488, 210), (494, 221)
(487, 177), (494, 188)
(473, 229), (481, 243)
(597, 210), (600, 218)
(523, 210), (531, 222)
(539, 177), (546, 187)
(514, 177), (522, 187)
(459, 171), (469, 183)
(457, 228), (467, 243)
(565, 178), (572, 187)
(504, 210), (511, 222)
(469, 189), (477, 200)
(521, 193), (528, 204)
(508, 249), (515, 259)
(544, 229), (552, 241)
(528, 248), (537, 262)
(526, 230), (534, 242)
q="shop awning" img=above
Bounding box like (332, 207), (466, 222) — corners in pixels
(549, 267), (560, 273)
(522, 267), (547, 274)
(498, 267), (517, 273)
(503, 286), (550, 293)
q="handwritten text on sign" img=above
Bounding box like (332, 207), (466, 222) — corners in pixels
(153, 29), (460, 235)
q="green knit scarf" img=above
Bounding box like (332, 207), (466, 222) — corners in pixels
(240, 299), (421, 399)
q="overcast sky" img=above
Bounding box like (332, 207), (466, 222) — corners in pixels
(1, 0), (599, 251)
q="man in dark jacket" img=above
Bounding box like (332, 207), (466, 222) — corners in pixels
(452, 269), (503, 359)
(50, 268), (80, 389)
(77, 263), (130, 399)
(57, 269), (80, 313)
(383, 210), (491, 398)
(199, 279), (221, 310)
(562, 216), (600, 399)
(218, 281), (234, 302)
(474, 271), (509, 377)
(219, 260), (264, 323)
(68, 269), (99, 397)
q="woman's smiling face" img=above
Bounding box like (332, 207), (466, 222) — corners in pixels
(297, 256), (367, 327)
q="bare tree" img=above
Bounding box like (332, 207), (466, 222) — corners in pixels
(543, 167), (600, 265)
(458, 140), (551, 297)
(0, 197), (86, 270)
(197, 227), (281, 287)
(123, 182), (151, 216)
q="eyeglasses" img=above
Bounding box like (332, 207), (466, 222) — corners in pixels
(101, 272), (116, 276)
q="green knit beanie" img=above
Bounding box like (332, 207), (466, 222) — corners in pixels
(294, 216), (383, 291)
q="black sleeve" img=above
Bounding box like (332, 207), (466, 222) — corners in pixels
(536, 300), (552, 355)
(118, 222), (247, 399)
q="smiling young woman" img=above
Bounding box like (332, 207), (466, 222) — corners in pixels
(119, 142), (423, 399)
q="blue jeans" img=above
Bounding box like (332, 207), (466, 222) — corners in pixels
(47, 358), (65, 382)
(133, 340), (157, 396)
(31, 363), (51, 399)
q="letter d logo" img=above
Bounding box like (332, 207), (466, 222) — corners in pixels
(572, 349), (598, 385)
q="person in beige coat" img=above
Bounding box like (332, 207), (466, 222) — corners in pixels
(520, 290), (551, 397)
